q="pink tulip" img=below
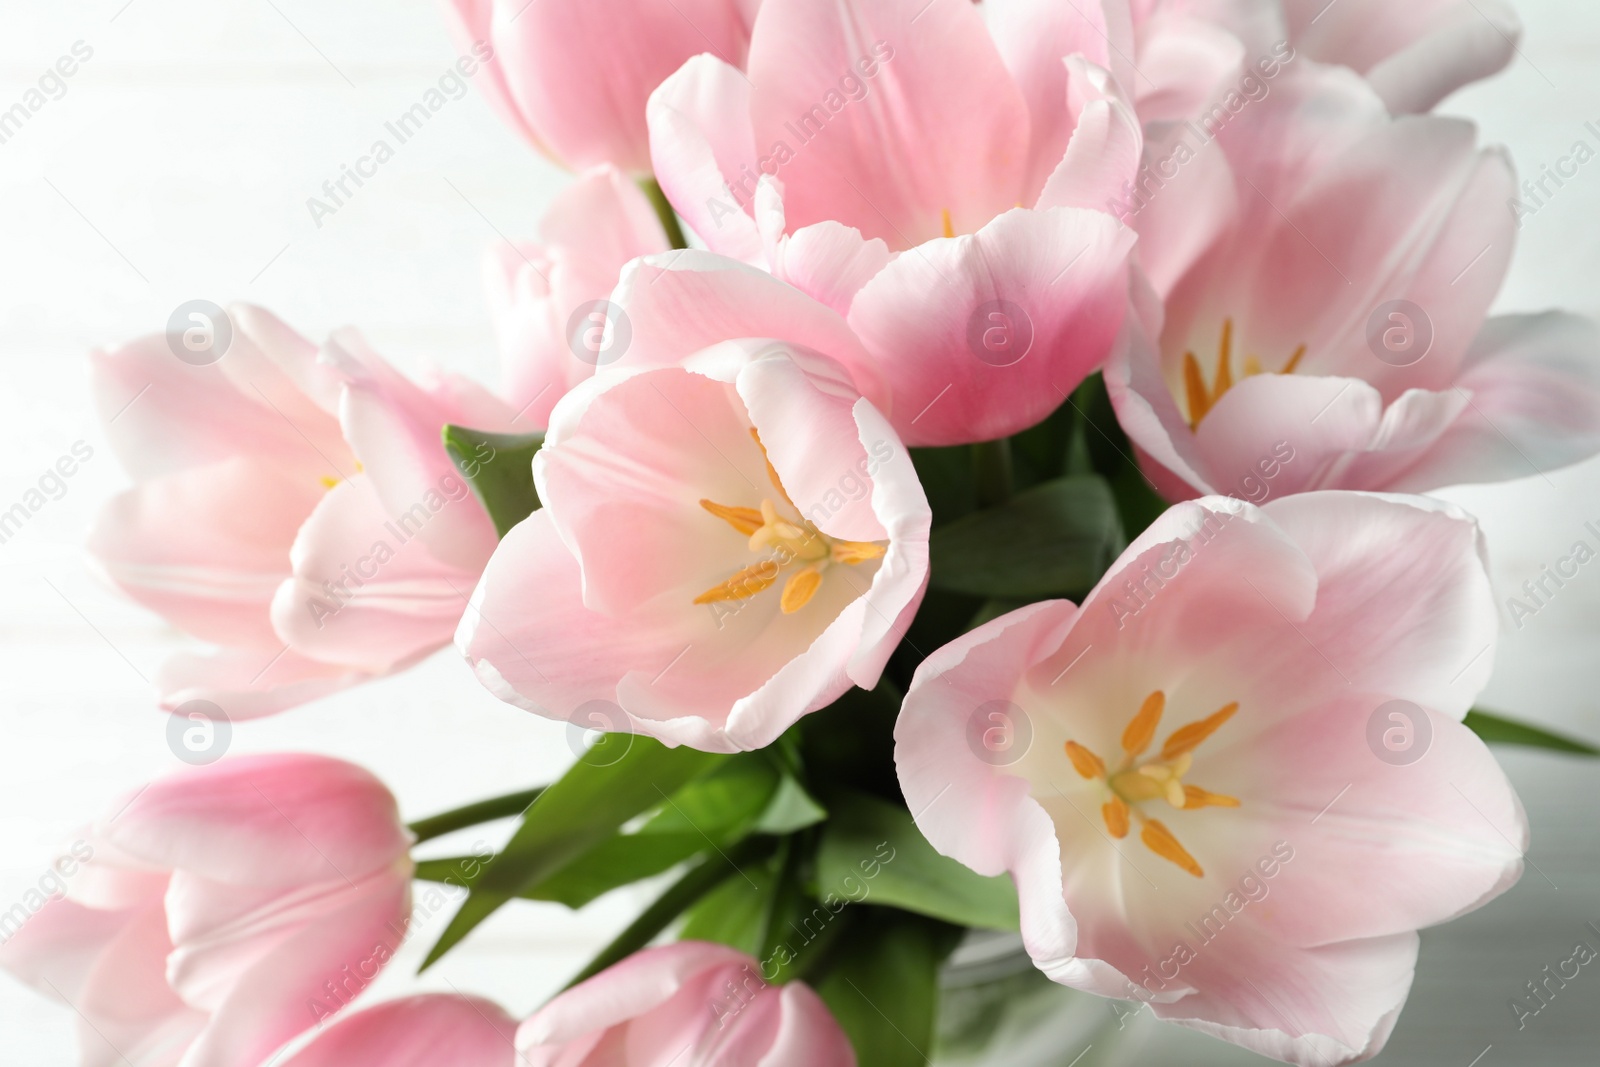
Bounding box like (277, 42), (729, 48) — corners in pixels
(896, 491), (1527, 1065)
(645, 0), (1137, 446)
(0, 754), (415, 1067)
(459, 255), (930, 752)
(441, 0), (760, 172)
(91, 305), (517, 718)
(1108, 63), (1600, 501)
(1130, 1), (1520, 118)
(1278, 0), (1521, 113)
(485, 165), (670, 428)
(281, 994), (519, 1067)
(517, 942), (855, 1066)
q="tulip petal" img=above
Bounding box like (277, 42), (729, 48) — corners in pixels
(988, 0), (1136, 199)
(89, 458), (322, 649)
(282, 995), (519, 1067)
(848, 207), (1133, 446)
(270, 476), (482, 673)
(492, 0), (754, 172)
(102, 754), (412, 889)
(647, 53), (765, 260)
(746, 0), (1030, 247)
(1284, 0), (1521, 114)
(1383, 312), (1600, 492)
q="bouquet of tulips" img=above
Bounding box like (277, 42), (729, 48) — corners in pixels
(10, 1), (1600, 1064)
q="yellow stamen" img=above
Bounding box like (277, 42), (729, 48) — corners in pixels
(831, 541), (886, 565)
(693, 560), (779, 605)
(780, 567), (824, 614)
(1122, 690), (1165, 758)
(320, 475), (341, 490)
(1068, 691), (1241, 875)
(1213, 318), (1234, 397)
(1183, 785), (1242, 810)
(700, 499), (765, 536)
(1183, 352), (1210, 429)
(1160, 702), (1239, 762)
(941, 208), (955, 239)
(1180, 320), (1308, 430)
(694, 432), (889, 615)
(1103, 796), (1130, 839)
(1141, 819), (1204, 878)
(1065, 741), (1106, 780)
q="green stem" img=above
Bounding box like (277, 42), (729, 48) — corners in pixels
(1465, 709), (1600, 755)
(564, 837), (775, 990)
(973, 438), (1015, 508)
(640, 176), (690, 251)
(408, 787), (545, 844)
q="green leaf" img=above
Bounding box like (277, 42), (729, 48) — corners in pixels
(524, 755), (782, 908)
(812, 909), (963, 1067)
(1466, 709), (1600, 756)
(929, 474), (1124, 599)
(639, 176), (690, 251)
(678, 847), (786, 955)
(565, 837), (776, 990)
(753, 773), (828, 834)
(420, 738), (724, 970)
(1064, 373), (1168, 540)
(441, 425), (544, 538)
(814, 790), (1019, 932)
(408, 787), (544, 844)
(911, 445), (979, 528)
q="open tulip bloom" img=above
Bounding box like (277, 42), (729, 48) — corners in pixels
(16, 1), (1600, 1065)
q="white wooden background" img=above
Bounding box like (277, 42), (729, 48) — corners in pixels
(2, 2), (1600, 1064)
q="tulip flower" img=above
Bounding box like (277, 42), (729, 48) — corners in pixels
(896, 491), (1527, 1065)
(484, 165), (670, 428)
(517, 941), (855, 1065)
(90, 306), (517, 717)
(1278, 0), (1521, 114)
(1129, 0), (1520, 119)
(1108, 64), (1600, 502)
(645, 0), (1137, 446)
(0, 754), (415, 1067)
(281, 994), (519, 1066)
(459, 254), (930, 752)
(441, 0), (760, 172)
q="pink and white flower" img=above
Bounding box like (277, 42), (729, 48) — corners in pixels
(1129, 0), (1521, 119)
(1277, 0), (1521, 114)
(281, 994), (519, 1067)
(896, 491), (1526, 1065)
(91, 306), (517, 718)
(0, 754), (415, 1067)
(1108, 63), (1600, 501)
(484, 165), (670, 428)
(517, 941), (855, 1065)
(441, 0), (760, 172)
(646, 0), (1137, 446)
(459, 255), (930, 752)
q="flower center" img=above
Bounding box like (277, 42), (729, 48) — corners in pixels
(1182, 317), (1306, 430)
(693, 430), (886, 615)
(1065, 691), (1240, 878)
